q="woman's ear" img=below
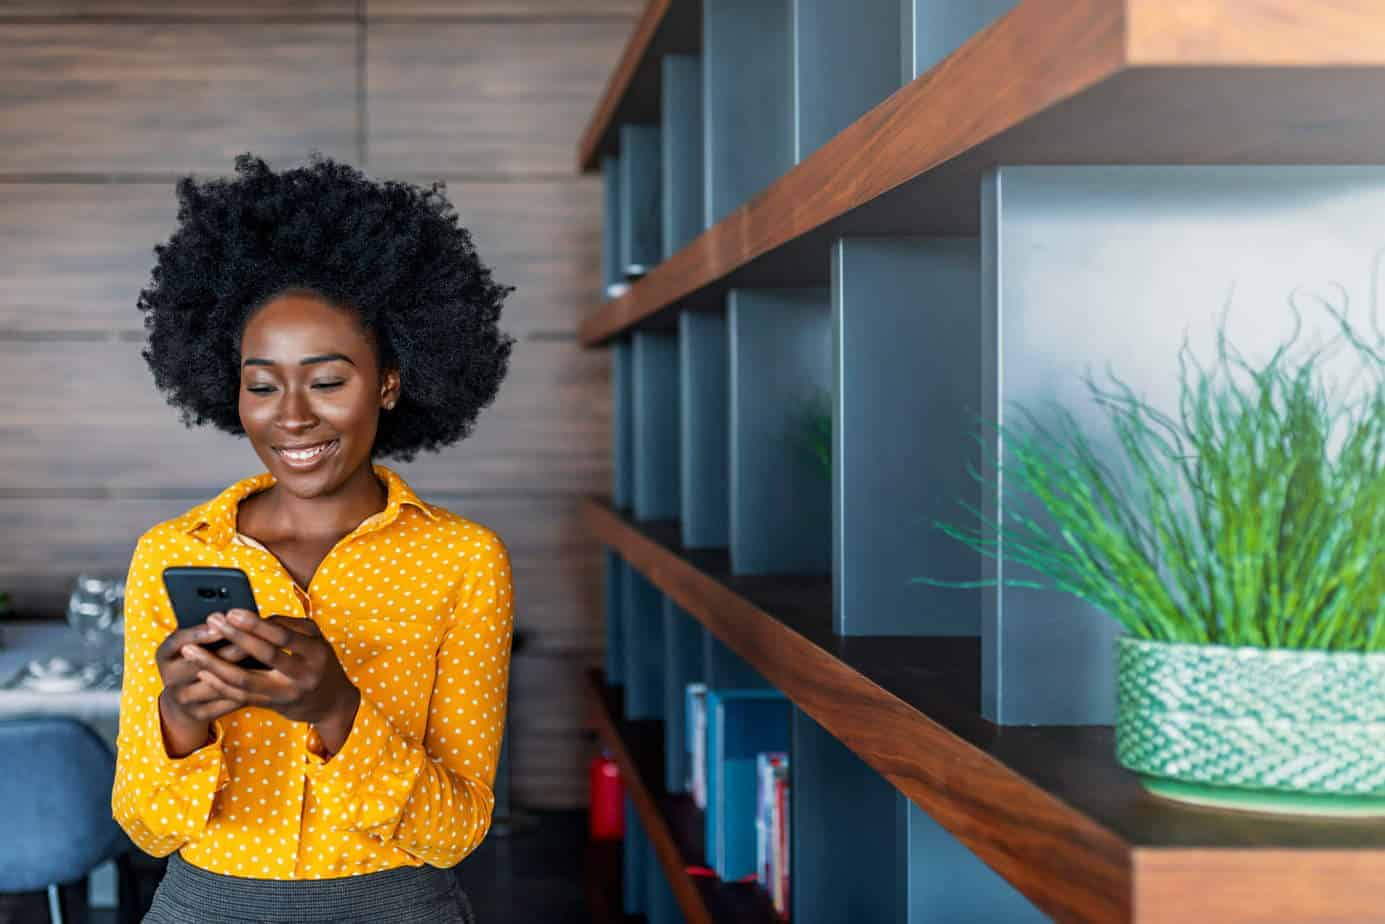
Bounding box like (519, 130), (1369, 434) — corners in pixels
(380, 368), (401, 410)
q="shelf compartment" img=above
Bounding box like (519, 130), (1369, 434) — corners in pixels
(791, 0), (901, 162)
(663, 598), (706, 794)
(584, 498), (1385, 923)
(632, 329), (681, 521)
(620, 566), (665, 720)
(702, 0), (794, 228)
(661, 54), (704, 259)
(977, 164), (1385, 725)
(678, 307), (729, 550)
(588, 671), (781, 924)
(580, 0), (1385, 344)
(579, 0), (701, 172)
(620, 123), (663, 278)
(831, 236), (980, 636)
(728, 289), (832, 576)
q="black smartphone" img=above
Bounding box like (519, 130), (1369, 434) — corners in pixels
(162, 566), (271, 671)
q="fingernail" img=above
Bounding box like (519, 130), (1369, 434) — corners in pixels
(208, 613), (225, 629)
(180, 645), (200, 660)
(229, 611), (253, 627)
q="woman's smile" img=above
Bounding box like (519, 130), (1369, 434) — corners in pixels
(275, 438), (340, 470)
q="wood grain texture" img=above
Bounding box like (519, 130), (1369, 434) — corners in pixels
(366, 0), (641, 18)
(0, 178), (600, 336)
(0, 24), (357, 174)
(0, 337), (609, 496)
(1131, 850), (1385, 924)
(0, 1), (353, 17)
(578, 0), (1385, 345)
(585, 499), (1385, 923)
(366, 22), (631, 176)
(1126, 0), (1385, 64)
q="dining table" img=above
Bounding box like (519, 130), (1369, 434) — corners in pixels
(0, 620), (121, 747)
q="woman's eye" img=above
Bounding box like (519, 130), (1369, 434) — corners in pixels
(246, 385), (275, 394)
(312, 381), (346, 390)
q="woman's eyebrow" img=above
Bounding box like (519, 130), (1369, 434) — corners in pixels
(242, 353), (356, 368)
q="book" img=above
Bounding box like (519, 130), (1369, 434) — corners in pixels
(685, 682), (709, 809)
(704, 689), (789, 881)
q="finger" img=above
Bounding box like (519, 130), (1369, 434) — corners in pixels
(186, 698), (245, 722)
(185, 641), (284, 693)
(216, 609), (303, 650)
(158, 623), (224, 662)
(211, 613), (308, 671)
(265, 614), (323, 638)
(196, 669), (269, 707)
(170, 677), (231, 708)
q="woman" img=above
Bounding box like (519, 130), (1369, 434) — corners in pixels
(112, 153), (516, 924)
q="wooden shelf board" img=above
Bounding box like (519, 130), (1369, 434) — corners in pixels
(579, 0), (1385, 345)
(576, 0), (701, 173)
(586, 671), (781, 924)
(585, 497), (1385, 923)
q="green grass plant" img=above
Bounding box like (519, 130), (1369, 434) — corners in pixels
(918, 303), (1384, 651)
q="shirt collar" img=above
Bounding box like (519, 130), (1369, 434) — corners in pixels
(184, 462), (437, 548)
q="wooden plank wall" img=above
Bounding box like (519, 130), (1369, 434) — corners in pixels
(0, 0), (637, 808)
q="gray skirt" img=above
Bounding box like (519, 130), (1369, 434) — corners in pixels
(143, 852), (476, 924)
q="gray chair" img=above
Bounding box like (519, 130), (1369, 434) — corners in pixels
(0, 716), (136, 923)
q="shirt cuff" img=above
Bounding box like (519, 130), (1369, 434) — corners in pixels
(304, 695), (425, 841)
(141, 708), (229, 841)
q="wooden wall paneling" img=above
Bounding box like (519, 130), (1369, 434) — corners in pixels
(364, 0), (642, 18)
(0, 337), (608, 497)
(727, 289), (831, 576)
(831, 237), (981, 636)
(603, 155), (629, 299)
(660, 55), (702, 259)
(619, 123), (662, 277)
(398, 177), (606, 337)
(0, 184), (175, 334)
(619, 568), (664, 720)
(507, 729), (599, 807)
(366, 22), (632, 176)
(677, 307), (728, 550)
(0, 178), (599, 337)
(901, 0), (1017, 82)
(701, 0), (792, 227)
(0, 1), (354, 18)
(0, 25), (357, 173)
(604, 551), (626, 685)
(791, 0), (900, 162)
(631, 329), (680, 521)
(661, 597), (704, 794)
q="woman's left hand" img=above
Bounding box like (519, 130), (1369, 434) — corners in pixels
(186, 610), (360, 744)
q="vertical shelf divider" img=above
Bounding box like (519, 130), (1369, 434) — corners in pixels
(604, 551), (625, 686)
(620, 569), (665, 721)
(632, 329), (681, 521)
(790, 0), (900, 162)
(832, 237), (982, 636)
(900, 0), (1017, 83)
(613, 336), (634, 511)
(602, 153), (628, 299)
(679, 308), (730, 549)
(620, 123), (663, 278)
(661, 55), (704, 258)
(663, 598), (706, 794)
(703, 0), (793, 227)
(728, 289), (833, 576)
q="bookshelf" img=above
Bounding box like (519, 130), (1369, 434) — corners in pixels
(577, 2), (1385, 922)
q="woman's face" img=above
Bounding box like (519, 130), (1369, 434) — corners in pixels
(237, 291), (399, 497)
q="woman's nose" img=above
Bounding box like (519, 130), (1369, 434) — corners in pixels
(277, 386), (318, 430)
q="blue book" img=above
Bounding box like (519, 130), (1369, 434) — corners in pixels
(704, 688), (789, 880)
(685, 682), (709, 808)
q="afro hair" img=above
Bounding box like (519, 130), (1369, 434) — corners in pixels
(137, 152), (515, 463)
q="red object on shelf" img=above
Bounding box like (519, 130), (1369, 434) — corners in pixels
(589, 750), (625, 841)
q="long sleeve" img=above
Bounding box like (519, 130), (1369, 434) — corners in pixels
(304, 533), (514, 868)
(111, 532), (231, 856)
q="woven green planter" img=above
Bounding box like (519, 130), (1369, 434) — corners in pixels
(1116, 637), (1385, 817)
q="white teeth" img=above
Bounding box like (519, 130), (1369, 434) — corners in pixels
(281, 441), (332, 462)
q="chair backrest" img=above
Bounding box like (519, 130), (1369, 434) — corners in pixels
(0, 716), (125, 892)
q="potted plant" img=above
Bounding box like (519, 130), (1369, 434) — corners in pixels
(922, 307), (1384, 816)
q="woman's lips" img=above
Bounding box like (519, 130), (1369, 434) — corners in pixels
(275, 438), (339, 471)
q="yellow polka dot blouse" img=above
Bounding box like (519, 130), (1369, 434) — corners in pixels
(111, 464), (514, 878)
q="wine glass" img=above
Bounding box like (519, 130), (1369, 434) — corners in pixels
(65, 574), (120, 687)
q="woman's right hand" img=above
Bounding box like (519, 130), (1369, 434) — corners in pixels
(155, 618), (249, 758)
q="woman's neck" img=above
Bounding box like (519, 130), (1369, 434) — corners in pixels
(242, 462), (389, 543)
